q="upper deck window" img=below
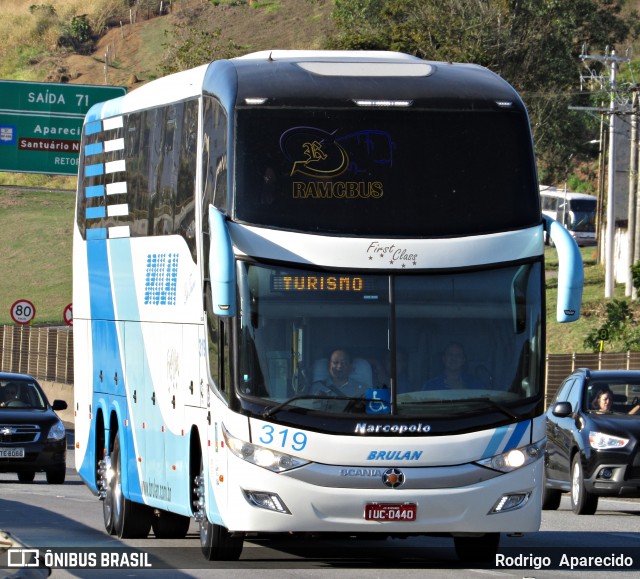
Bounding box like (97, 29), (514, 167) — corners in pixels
(233, 107), (539, 237)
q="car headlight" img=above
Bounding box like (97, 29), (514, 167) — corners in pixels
(589, 431), (629, 449)
(477, 440), (543, 473)
(47, 419), (66, 441)
(222, 424), (310, 473)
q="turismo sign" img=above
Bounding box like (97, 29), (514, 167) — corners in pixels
(0, 80), (126, 176)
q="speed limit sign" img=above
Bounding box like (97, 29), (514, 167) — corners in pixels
(10, 299), (36, 325)
(64, 303), (73, 326)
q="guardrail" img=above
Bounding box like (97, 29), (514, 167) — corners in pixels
(0, 325), (73, 384)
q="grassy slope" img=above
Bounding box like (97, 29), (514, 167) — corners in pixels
(0, 188), (74, 325)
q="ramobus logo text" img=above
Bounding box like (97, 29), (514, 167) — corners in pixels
(354, 422), (431, 434)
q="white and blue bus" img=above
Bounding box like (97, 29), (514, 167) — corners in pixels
(73, 50), (583, 562)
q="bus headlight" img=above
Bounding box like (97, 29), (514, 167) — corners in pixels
(477, 440), (543, 473)
(222, 424), (310, 473)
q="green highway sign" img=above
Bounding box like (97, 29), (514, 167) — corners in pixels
(0, 80), (126, 176)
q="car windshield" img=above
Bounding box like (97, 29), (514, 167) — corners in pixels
(0, 380), (47, 410)
(586, 381), (640, 415)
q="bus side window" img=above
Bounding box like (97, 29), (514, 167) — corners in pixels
(206, 291), (232, 403)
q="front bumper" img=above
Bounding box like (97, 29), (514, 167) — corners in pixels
(584, 452), (640, 497)
(213, 456), (543, 535)
(0, 437), (67, 474)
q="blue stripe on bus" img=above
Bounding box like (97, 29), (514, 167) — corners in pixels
(85, 185), (104, 198)
(85, 142), (104, 156)
(87, 240), (115, 320)
(481, 424), (510, 459)
(85, 164), (104, 177)
(503, 420), (530, 451)
(109, 239), (160, 504)
(86, 228), (107, 240)
(86, 206), (106, 219)
(84, 120), (102, 135)
(84, 240), (142, 501)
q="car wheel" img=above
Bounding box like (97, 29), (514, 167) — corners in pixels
(541, 470), (562, 510)
(46, 465), (66, 484)
(453, 533), (500, 563)
(152, 509), (191, 539)
(571, 455), (598, 515)
(195, 460), (243, 560)
(17, 471), (35, 483)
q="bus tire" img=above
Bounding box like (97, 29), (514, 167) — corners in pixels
(152, 509), (191, 539)
(453, 533), (500, 563)
(107, 435), (152, 538)
(195, 461), (243, 560)
(200, 520), (243, 561)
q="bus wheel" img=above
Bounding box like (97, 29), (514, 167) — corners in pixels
(101, 452), (117, 535)
(453, 533), (500, 563)
(152, 509), (191, 539)
(194, 462), (243, 560)
(107, 436), (152, 539)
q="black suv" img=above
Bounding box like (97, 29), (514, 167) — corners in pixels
(0, 372), (68, 484)
(544, 368), (640, 514)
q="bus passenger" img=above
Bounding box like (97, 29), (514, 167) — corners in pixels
(422, 342), (485, 390)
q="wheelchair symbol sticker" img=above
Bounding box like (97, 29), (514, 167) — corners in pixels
(366, 388), (391, 414)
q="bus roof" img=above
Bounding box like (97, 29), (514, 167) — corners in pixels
(85, 50), (527, 122)
(539, 187), (596, 201)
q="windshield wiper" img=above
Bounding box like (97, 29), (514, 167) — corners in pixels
(465, 397), (522, 420)
(263, 394), (365, 417)
(401, 397), (521, 420)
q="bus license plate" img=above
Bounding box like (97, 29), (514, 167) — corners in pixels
(0, 447), (25, 458)
(364, 503), (417, 521)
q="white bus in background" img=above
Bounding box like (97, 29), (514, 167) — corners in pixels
(540, 186), (597, 246)
(73, 50), (584, 564)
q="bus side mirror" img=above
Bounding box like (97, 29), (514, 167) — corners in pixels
(208, 205), (236, 317)
(543, 215), (583, 323)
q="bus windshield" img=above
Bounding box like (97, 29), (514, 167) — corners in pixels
(567, 200), (596, 233)
(236, 261), (542, 427)
(234, 108), (539, 237)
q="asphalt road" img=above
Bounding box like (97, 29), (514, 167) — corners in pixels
(1, 457), (640, 579)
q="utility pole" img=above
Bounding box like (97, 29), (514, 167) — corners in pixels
(626, 89), (638, 297)
(577, 48), (630, 298)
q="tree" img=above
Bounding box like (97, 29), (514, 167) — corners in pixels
(160, 5), (244, 75)
(327, 0), (638, 183)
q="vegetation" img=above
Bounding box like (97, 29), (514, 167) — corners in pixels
(327, 0), (640, 185)
(0, 188), (74, 326)
(545, 246), (639, 354)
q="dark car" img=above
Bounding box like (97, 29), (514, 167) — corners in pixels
(0, 372), (68, 484)
(543, 368), (640, 514)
